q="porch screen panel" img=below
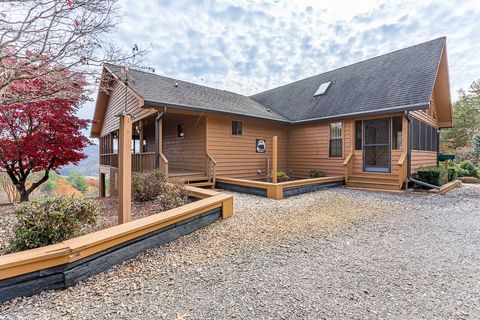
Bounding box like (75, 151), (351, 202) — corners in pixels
(329, 122), (343, 157)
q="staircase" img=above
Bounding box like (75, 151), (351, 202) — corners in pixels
(184, 175), (214, 188)
(346, 174), (402, 192)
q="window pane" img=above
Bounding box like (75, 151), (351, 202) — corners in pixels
(364, 146), (389, 168)
(355, 120), (362, 150)
(392, 116), (402, 149)
(412, 119), (420, 150)
(329, 122), (343, 157)
(232, 121), (243, 135)
(419, 121), (426, 150)
(364, 118), (389, 145)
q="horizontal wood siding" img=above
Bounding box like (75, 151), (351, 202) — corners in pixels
(287, 120), (352, 178)
(411, 150), (437, 174)
(207, 116), (288, 179)
(100, 82), (155, 137)
(163, 115), (206, 172)
(410, 100), (439, 129)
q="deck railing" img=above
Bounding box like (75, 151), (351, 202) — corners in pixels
(100, 153), (118, 168)
(132, 152), (156, 172)
(100, 152), (158, 173)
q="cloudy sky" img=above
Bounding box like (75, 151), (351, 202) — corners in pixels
(80, 0), (480, 119)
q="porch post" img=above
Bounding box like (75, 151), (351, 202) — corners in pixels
(118, 114), (132, 224)
(99, 173), (106, 197)
(272, 136), (278, 183)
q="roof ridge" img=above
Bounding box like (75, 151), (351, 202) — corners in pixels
(250, 37), (446, 98)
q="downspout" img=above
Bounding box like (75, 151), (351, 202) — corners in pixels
(405, 110), (440, 190)
(155, 106), (167, 169)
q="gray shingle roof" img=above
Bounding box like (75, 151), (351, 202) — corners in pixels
(104, 64), (289, 122)
(104, 37), (445, 123)
(251, 37), (445, 122)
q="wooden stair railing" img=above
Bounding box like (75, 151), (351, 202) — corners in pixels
(397, 151), (407, 189)
(160, 153), (169, 176)
(206, 153), (217, 189)
(343, 152), (354, 183)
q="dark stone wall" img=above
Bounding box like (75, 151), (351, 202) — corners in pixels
(215, 182), (268, 197)
(283, 181), (344, 197)
(0, 208), (221, 303)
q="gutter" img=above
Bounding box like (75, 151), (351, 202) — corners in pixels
(145, 99), (430, 125)
(154, 106), (167, 169)
(405, 110), (440, 190)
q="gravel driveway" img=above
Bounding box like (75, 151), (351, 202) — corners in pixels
(1, 185), (479, 319)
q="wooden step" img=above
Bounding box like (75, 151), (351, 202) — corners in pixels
(189, 182), (214, 187)
(347, 180), (400, 191)
(349, 174), (399, 183)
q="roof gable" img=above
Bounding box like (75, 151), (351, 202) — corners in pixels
(251, 37), (447, 122)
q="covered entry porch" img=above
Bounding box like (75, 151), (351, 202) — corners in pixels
(99, 110), (216, 184)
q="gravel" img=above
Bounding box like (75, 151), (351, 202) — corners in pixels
(1, 184), (480, 319)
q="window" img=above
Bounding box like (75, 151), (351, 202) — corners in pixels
(177, 124), (184, 138)
(131, 136), (140, 153)
(392, 116), (402, 149)
(231, 121), (243, 136)
(355, 120), (362, 150)
(314, 81), (332, 96)
(329, 122), (343, 157)
(112, 131), (119, 154)
(411, 118), (438, 152)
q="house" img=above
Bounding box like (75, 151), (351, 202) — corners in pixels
(91, 37), (452, 198)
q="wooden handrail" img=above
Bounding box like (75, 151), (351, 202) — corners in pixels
(160, 153), (169, 175)
(397, 151), (408, 188)
(343, 152), (354, 166)
(397, 151), (407, 166)
(343, 151), (354, 183)
(206, 153), (217, 188)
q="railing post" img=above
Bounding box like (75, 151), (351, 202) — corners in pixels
(272, 136), (278, 184)
(118, 114), (132, 224)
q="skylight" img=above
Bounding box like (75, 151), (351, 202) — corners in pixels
(314, 81), (332, 96)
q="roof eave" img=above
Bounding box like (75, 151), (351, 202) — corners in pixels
(144, 99), (291, 123)
(290, 102), (430, 124)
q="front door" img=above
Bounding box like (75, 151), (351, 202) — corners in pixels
(363, 118), (391, 173)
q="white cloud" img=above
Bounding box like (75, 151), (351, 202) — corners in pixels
(79, 0), (480, 118)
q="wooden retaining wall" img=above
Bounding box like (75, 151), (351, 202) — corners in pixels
(216, 176), (345, 200)
(0, 187), (233, 302)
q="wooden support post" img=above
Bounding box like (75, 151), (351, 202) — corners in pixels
(444, 160), (449, 185)
(118, 114), (132, 224)
(272, 136), (278, 184)
(99, 173), (106, 197)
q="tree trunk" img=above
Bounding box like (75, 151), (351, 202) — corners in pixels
(17, 182), (30, 202)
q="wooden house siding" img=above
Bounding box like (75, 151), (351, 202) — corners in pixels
(100, 82), (154, 137)
(163, 115), (206, 172)
(411, 150), (437, 174)
(206, 116), (288, 180)
(287, 120), (353, 178)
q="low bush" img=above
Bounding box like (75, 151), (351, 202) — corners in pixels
(416, 165), (447, 187)
(8, 196), (99, 253)
(447, 161), (459, 181)
(132, 170), (167, 201)
(458, 160), (478, 178)
(155, 179), (190, 211)
(309, 170), (326, 178)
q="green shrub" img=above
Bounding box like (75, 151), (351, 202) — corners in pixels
(416, 165), (447, 187)
(132, 170), (167, 201)
(155, 179), (190, 211)
(309, 170), (326, 178)
(67, 172), (87, 193)
(459, 160), (478, 177)
(8, 197), (99, 253)
(446, 161), (459, 181)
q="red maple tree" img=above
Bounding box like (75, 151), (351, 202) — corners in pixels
(0, 67), (90, 202)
